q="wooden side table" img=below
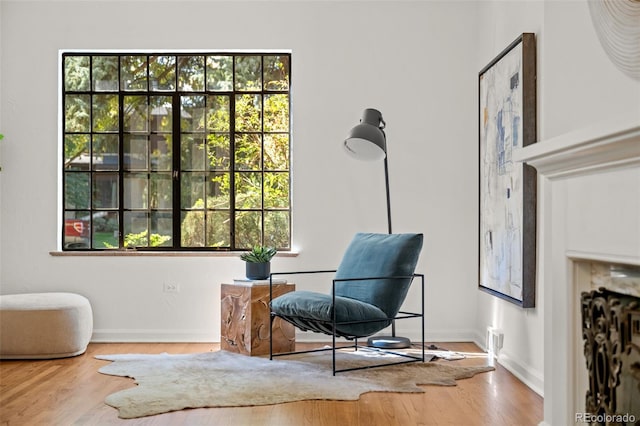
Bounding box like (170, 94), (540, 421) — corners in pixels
(220, 282), (295, 356)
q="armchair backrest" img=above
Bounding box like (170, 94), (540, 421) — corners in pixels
(334, 233), (423, 318)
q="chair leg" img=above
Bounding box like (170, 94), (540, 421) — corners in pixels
(421, 273), (425, 362)
(332, 329), (336, 376)
(269, 313), (274, 360)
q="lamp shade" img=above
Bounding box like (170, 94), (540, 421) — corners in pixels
(344, 108), (386, 161)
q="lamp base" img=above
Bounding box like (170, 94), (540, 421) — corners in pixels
(367, 335), (411, 349)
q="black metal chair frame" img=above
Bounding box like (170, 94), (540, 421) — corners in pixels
(269, 270), (425, 375)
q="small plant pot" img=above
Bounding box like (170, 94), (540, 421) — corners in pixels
(245, 262), (270, 280)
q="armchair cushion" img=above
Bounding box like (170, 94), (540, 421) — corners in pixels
(270, 290), (390, 337)
(334, 233), (423, 318)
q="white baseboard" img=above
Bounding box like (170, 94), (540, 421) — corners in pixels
(92, 328), (480, 344)
(293, 328), (480, 343)
(471, 330), (489, 352)
(92, 329), (215, 343)
(424, 329), (480, 342)
(471, 331), (544, 397)
(497, 350), (544, 396)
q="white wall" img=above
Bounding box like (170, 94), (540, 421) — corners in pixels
(0, 3), (3, 282)
(543, 0), (640, 138)
(0, 1), (481, 342)
(474, 0), (640, 398)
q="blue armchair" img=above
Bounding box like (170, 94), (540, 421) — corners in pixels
(269, 233), (425, 374)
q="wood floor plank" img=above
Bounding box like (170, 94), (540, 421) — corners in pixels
(0, 342), (542, 425)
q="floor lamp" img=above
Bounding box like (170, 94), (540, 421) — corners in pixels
(343, 108), (412, 349)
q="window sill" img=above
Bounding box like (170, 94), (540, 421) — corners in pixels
(49, 250), (300, 258)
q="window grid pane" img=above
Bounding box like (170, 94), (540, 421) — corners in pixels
(62, 51), (291, 251)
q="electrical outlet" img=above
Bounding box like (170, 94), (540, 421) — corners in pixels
(163, 283), (180, 293)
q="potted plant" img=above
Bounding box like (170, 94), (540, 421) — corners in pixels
(240, 246), (277, 280)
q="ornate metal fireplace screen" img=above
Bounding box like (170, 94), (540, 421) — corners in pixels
(581, 289), (640, 423)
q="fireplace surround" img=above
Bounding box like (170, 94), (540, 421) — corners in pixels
(515, 113), (640, 426)
(580, 264), (640, 424)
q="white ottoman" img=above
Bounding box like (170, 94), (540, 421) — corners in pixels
(0, 292), (93, 359)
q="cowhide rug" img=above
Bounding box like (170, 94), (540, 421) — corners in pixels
(96, 349), (494, 419)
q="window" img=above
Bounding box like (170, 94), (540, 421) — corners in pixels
(62, 52), (291, 251)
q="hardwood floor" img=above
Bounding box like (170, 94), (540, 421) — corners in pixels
(0, 342), (542, 426)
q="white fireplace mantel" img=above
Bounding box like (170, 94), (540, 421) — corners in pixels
(515, 113), (640, 426)
(515, 113), (640, 179)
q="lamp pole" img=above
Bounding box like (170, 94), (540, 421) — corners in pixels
(344, 108), (411, 349)
(383, 156), (392, 235)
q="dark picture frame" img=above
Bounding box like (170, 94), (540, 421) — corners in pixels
(478, 33), (537, 308)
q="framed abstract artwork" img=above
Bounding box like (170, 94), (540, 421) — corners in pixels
(479, 33), (537, 308)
